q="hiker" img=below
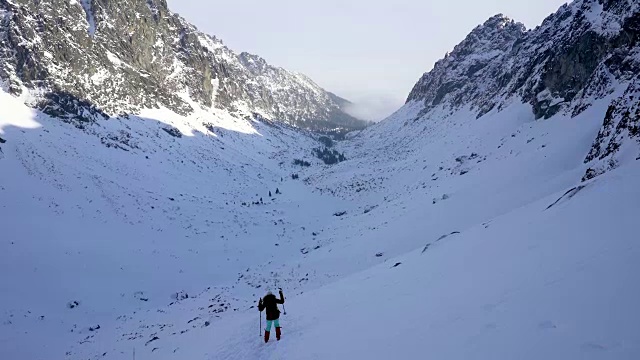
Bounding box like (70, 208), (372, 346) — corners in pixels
(258, 288), (285, 342)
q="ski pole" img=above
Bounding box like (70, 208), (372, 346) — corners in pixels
(259, 309), (262, 337)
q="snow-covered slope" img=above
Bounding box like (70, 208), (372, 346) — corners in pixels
(3, 82), (638, 360)
(0, 85), (342, 358)
(1, 0), (639, 359)
(199, 163), (640, 360)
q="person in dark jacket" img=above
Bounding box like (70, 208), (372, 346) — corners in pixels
(258, 288), (285, 342)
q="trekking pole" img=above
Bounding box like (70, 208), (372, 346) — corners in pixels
(280, 288), (286, 315)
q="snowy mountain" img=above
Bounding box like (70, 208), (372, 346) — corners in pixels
(407, 0), (640, 179)
(408, 1), (640, 120)
(0, 0), (366, 131)
(1, 0), (639, 360)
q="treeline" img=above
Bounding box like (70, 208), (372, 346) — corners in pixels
(313, 147), (346, 165)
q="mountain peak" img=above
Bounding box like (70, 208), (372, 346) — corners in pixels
(406, 14), (525, 106)
(482, 13), (516, 28)
(438, 14), (525, 63)
(465, 14), (526, 44)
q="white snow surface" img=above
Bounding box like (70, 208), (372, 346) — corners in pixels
(0, 78), (639, 360)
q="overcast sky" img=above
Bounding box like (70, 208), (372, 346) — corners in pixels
(166, 0), (569, 121)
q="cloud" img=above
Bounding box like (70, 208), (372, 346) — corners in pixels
(342, 94), (405, 122)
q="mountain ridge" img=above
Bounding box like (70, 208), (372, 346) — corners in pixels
(0, 0), (367, 131)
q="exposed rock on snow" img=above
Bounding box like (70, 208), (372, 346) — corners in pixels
(583, 77), (640, 180)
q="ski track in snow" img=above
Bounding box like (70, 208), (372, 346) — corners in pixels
(1, 80), (639, 359)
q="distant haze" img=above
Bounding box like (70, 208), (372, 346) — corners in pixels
(167, 0), (569, 121)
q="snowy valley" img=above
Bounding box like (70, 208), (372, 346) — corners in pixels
(1, 0), (640, 359)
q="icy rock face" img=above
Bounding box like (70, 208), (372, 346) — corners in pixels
(406, 0), (640, 179)
(0, 0), (364, 130)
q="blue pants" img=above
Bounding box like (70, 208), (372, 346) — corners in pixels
(265, 319), (280, 331)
